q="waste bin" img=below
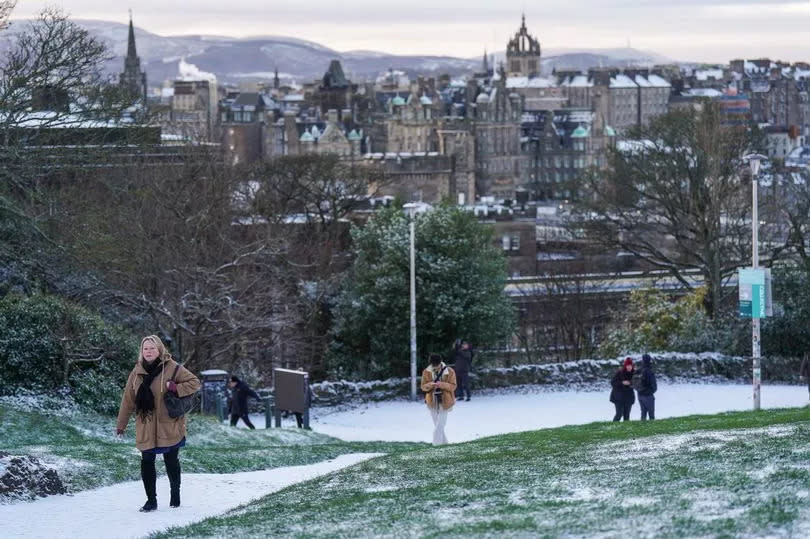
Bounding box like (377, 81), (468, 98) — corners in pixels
(200, 369), (229, 417)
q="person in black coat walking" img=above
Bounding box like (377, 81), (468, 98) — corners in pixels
(452, 340), (474, 401)
(637, 353), (658, 420)
(610, 357), (636, 421)
(228, 376), (261, 429)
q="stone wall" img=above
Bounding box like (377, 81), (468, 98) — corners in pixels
(305, 353), (805, 407)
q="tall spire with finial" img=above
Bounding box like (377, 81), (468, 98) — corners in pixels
(274, 66), (280, 89)
(127, 9), (137, 58)
(120, 10), (147, 103)
(483, 49), (489, 73)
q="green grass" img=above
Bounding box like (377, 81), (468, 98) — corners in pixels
(0, 404), (421, 493)
(151, 408), (810, 538)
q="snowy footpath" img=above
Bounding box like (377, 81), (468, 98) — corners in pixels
(0, 453), (380, 539)
(269, 382), (810, 443)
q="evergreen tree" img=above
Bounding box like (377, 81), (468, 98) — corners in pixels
(329, 205), (515, 379)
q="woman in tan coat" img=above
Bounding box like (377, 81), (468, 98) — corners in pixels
(421, 353), (457, 445)
(116, 335), (200, 512)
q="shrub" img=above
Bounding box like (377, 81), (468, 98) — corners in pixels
(0, 294), (137, 414)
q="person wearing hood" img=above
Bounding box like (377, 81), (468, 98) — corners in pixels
(228, 375), (262, 429)
(421, 353), (457, 445)
(116, 335), (201, 512)
(637, 353), (658, 420)
(609, 357), (636, 422)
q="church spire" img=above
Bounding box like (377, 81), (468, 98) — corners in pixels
(120, 10), (147, 104)
(127, 10), (137, 59)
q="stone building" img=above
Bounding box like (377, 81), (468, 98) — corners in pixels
(385, 89), (441, 153)
(521, 107), (614, 201)
(562, 69), (671, 133)
(506, 14), (542, 78)
(365, 153), (456, 203)
(219, 92), (275, 165)
(160, 79), (219, 141)
(506, 75), (566, 111)
(469, 78), (525, 200)
(316, 60), (357, 114)
(483, 208), (539, 277)
(277, 109), (361, 158)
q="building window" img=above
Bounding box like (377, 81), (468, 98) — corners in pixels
(502, 234), (510, 251)
(511, 235), (520, 251)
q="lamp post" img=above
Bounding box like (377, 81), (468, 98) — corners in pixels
(749, 155), (762, 411)
(403, 203), (419, 401)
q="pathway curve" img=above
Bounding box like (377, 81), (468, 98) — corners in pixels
(1, 453), (381, 539)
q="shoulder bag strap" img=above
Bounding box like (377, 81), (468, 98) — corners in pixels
(434, 366), (446, 382)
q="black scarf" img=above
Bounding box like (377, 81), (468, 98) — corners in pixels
(135, 359), (164, 420)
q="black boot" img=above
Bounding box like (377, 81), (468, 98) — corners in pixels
(165, 449), (181, 508)
(140, 455), (157, 512)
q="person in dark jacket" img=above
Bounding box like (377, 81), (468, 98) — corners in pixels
(228, 375), (261, 429)
(610, 357), (636, 421)
(637, 353), (658, 420)
(452, 340), (474, 401)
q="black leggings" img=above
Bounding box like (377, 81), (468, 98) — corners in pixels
(230, 413), (256, 429)
(141, 447), (180, 495)
(613, 402), (632, 422)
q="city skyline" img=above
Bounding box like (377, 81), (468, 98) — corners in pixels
(11, 0), (810, 63)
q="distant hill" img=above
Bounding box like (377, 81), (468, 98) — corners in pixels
(3, 19), (674, 86)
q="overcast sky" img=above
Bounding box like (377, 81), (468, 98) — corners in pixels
(11, 1), (810, 63)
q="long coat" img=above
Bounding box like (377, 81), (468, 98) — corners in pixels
(116, 357), (201, 451)
(229, 382), (261, 416)
(610, 368), (636, 406)
(453, 347), (474, 375)
(421, 363), (457, 410)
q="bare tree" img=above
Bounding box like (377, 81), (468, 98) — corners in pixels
(512, 265), (613, 363)
(0, 8), (138, 297)
(779, 171), (810, 268)
(46, 145), (299, 377)
(571, 104), (770, 318)
(240, 154), (387, 377)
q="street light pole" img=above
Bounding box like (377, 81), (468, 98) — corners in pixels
(404, 204), (418, 401)
(750, 156), (761, 411)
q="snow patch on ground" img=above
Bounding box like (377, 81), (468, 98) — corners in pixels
(239, 382), (810, 443)
(0, 453), (381, 539)
(594, 423), (796, 460)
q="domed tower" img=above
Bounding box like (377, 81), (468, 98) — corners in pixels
(506, 14), (541, 78)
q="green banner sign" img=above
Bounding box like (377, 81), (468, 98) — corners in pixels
(739, 268), (771, 318)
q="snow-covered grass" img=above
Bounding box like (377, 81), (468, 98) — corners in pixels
(0, 401), (421, 500)
(4, 384), (810, 537)
(156, 408), (810, 538)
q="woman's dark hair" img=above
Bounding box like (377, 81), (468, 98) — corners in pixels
(230, 375), (240, 383)
(429, 353), (442, 366)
